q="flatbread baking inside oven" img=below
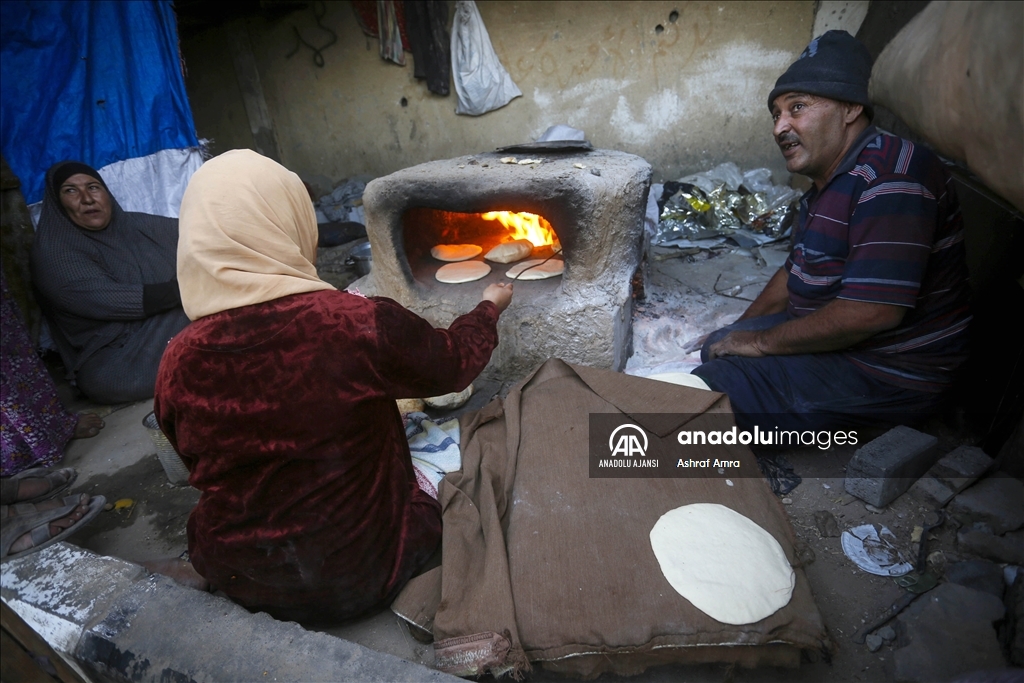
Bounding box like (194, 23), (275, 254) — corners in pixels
(435, 261), (491, 284)
(649, 503), (795, 625)
(506, 258), (564, 280)
(485, 239), (533, 264)
(431, 244), (483, 262)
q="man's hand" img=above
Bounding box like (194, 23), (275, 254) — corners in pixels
(707, 299), (907, 360)
(707, 330), (768, 360)
(482, 282), (513, 313)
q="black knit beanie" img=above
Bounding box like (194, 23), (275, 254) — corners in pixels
(768, 30), (874, 119)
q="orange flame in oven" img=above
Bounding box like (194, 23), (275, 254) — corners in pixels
(481, 211), (557, 247)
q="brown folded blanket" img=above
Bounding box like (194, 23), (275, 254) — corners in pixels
(393, 359), (831, 679)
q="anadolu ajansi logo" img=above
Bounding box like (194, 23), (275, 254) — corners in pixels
(608, 423), (648, 458)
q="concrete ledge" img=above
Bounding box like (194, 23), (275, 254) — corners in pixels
(2, 543), (458, 683)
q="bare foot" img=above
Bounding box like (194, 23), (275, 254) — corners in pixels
(3, 494), (92, 555)
(73, 413), (104, 439)
(141, 558), (211, 592)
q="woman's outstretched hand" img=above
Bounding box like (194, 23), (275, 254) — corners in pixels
(482, 282), (513, 313)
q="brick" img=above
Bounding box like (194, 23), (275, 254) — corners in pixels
(844, 426), (941, 507)
(908, 445), (993, 507)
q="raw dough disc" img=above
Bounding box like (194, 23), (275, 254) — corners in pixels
(431, 244), (483, 262)
(646, 372), (712, 391)
(435, 261), (491, 284)
(649, 503), (795, 625)
(485, 239), (533, 264)
(506, 258), (564, 280)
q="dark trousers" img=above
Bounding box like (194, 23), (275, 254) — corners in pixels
(691, 313), (945, 434)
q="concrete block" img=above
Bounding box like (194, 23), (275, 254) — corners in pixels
(909, 476), (957, 507)
(948, 476), (1024, 534)
(908, 445), (993, 507)
(844, 426), (941, 507)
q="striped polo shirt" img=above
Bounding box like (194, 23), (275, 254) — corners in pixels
(785, 126), (972, 392)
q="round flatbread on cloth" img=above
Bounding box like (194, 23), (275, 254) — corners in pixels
(431, 244), (482, 262)
(649, 503), (795, 625)
(646, 372), (712, 391)
(506, 258), (564, 280)
(435, 261), (491, 283)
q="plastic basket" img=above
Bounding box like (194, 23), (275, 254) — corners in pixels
(142, 412), (191, 486)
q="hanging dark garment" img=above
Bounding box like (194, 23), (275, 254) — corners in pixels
(405, 0), (451, 96)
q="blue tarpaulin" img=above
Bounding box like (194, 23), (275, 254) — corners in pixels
(0, 0), (198, 205)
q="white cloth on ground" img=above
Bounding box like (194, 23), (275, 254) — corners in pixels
(405, 411), (461, 500)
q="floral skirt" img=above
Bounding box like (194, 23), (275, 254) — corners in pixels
(1, 272), (76, 476)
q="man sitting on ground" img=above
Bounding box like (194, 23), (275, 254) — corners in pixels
(692, 30), (971, 432)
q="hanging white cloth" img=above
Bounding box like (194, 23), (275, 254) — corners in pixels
(450, 0), (521, 115)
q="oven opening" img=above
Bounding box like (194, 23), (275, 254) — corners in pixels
(402, 208), (563, 286)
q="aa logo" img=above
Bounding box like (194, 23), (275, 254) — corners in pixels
(608, 423), (648, 458)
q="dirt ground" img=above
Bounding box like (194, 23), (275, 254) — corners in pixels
(50, 244), (999, 682)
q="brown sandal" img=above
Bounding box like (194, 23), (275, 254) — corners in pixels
(0, 467), (78, 505)
(1, 493), (105, 561)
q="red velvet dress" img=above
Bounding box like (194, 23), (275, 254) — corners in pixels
(154, 291), (499, 623)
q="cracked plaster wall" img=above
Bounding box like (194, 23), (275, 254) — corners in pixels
(182, 1), (817, 185)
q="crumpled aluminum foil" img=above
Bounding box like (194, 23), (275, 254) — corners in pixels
(656, 184), (713, 241)
(653, 165), (802, 243)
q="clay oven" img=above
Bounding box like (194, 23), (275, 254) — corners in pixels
(355, 148), (651, 385)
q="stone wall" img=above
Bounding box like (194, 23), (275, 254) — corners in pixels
(180, 1), (818, 185)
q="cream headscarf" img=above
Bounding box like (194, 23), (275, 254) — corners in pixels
(177, 150), (335, 320)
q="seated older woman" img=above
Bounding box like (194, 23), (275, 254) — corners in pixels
(154, 150), (512, 624)
(31, 162), (190, 404)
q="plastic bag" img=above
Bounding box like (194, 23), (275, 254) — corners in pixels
(318, 179), (367, 223)
(451, 0), (522, 115)
(679, 162), (744, 194)
(741, 168), (774, 194)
